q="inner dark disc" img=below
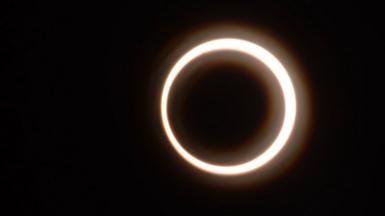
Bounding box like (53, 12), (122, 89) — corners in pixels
(168, 54), (276, 164)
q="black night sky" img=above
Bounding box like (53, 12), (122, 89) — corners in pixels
(1, 1), (379, 215)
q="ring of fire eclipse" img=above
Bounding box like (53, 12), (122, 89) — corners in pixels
(160, 38), (297, 176)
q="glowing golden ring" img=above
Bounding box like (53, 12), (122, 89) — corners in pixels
(160, 38), (297, 176)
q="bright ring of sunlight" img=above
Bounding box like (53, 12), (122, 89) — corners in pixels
(160, 38), (297, 176)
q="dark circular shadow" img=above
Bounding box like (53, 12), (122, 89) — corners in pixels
(168, 52), (283, 165)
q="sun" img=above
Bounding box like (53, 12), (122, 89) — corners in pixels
(160, 38), (297, 176)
